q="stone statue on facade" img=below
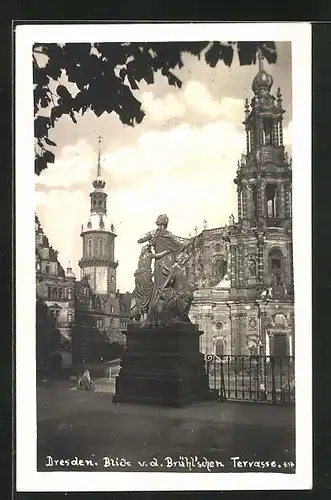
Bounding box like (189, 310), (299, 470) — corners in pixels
(245, 253), (257, 278)
(133, 214), (196, 327)
(229, 214), (235, 226)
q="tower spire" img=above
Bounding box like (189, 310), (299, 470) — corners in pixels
(97, 135), (102, 178)
(257, 47), (264, 72)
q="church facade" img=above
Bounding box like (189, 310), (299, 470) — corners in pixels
(189, 55), (294, 358)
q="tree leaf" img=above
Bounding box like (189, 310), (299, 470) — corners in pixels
(33, 41), (277, 175)
(45, 137), (57, 147)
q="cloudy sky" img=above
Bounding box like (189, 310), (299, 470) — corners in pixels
(35, 41), (292, 293)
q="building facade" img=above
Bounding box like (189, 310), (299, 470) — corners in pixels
(190, 54), (294, 358)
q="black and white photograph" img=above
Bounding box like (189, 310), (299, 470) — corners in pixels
(15, 23), (312, 492)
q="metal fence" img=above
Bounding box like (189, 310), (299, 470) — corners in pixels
(205, 354), (295, 404)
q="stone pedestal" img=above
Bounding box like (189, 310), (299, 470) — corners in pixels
(113, 322), (210, 407)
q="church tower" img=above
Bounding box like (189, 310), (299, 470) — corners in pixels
(78, 137), (118, 308)
(188, 50), (294, 358)
(232, 50), (293, 296)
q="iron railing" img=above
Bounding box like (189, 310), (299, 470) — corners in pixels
(205, 354), (295, 404)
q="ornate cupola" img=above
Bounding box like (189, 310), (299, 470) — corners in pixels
(234, 49), (292, 227)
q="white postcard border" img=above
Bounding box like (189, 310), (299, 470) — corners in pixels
(15, 22), (312, 491)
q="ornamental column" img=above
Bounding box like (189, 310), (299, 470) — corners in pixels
(257, 234), (265, 285)
(256, 176), (262, 220)
(246, 185), (253, 219)
(278, 117), (284, 146)
(237, 243), (245, 288)
(260, 179), (266, 218)
(230, 244), (237, 288)
(273, 118), (279, 146)
(285, 182), (291, 219)
(242, 182), (248, 219)
(279, 183), (286, 218)
(246, 127), (250, 153)
(237, 187), (242, 221)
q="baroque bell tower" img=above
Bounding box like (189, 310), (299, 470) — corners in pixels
(232, 50), (293, 297)
(78, 137), (118, 306)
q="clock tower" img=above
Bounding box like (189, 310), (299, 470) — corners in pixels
(78, 137), (118, 308)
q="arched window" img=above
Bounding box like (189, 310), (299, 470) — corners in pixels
(98, 199), (102, 207)
(213, 258), (227, 279)
(87, 239), (92, 256)
(215, 338), (225, 356)
(59, 288), (64, 300)
(268, 247), (283, 277)
(98, 239), (103, 256)
(263, 118), (273, 145)
(215, 243), (221, 253)
(67, 288), (72, 300)
(266, 184), (278, 218)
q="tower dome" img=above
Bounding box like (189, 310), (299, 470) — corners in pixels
(92, 176), (106, 190)
(252, 49), (273, 93)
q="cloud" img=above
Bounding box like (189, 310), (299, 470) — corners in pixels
(36, 189), (87, 275)
(140, 80), (244, 125)
(37, 139), (96, 188)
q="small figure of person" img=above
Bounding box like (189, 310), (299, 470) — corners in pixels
(77, 369), (96, 391)
(133, 244), (170, 319)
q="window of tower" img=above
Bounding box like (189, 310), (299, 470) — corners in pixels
(92, 200), (96, 207)
(215, 338), (225, 356)
(266, 184), (278, 218)
(247, 129), (252, 153)
(268, 248), (283, 277)
(98, 239), (103, 256)
(251, 185), (258, 219)
(98, 199), (102, 207)
(262, 118), (273, 145)
(213, 258), (227, 279)
(87, 239), (92, 256)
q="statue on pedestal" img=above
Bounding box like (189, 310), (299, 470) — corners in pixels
(133, 214), (196, 327)
(132, 244), (170, 321)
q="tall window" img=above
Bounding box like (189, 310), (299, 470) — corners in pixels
(268, 247), (283, 278)
(98, 239), (104, 256)
(67, 310), (73, 323)
(263, 118), (273, 145)
(87, 239), (92, 256)
(266, 184), (278, 218)
(67, 288), (72, 300)
(213, 258), (226, 279)
(215, 339), (225, 356)
(251, 185), (258, 219)
(110, 305), (114, 313)
(59, 288), (64, 300)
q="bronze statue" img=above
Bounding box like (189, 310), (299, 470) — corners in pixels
(135, 214), (196, 327)
(145, 252), (193, 327)
(133, 244), (169, 319)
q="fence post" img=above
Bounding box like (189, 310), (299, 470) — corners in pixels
(219, 359), (226, 401)
(271, 356), (277, 403)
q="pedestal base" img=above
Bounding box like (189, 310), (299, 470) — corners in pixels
(113, 323), (210, 407)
